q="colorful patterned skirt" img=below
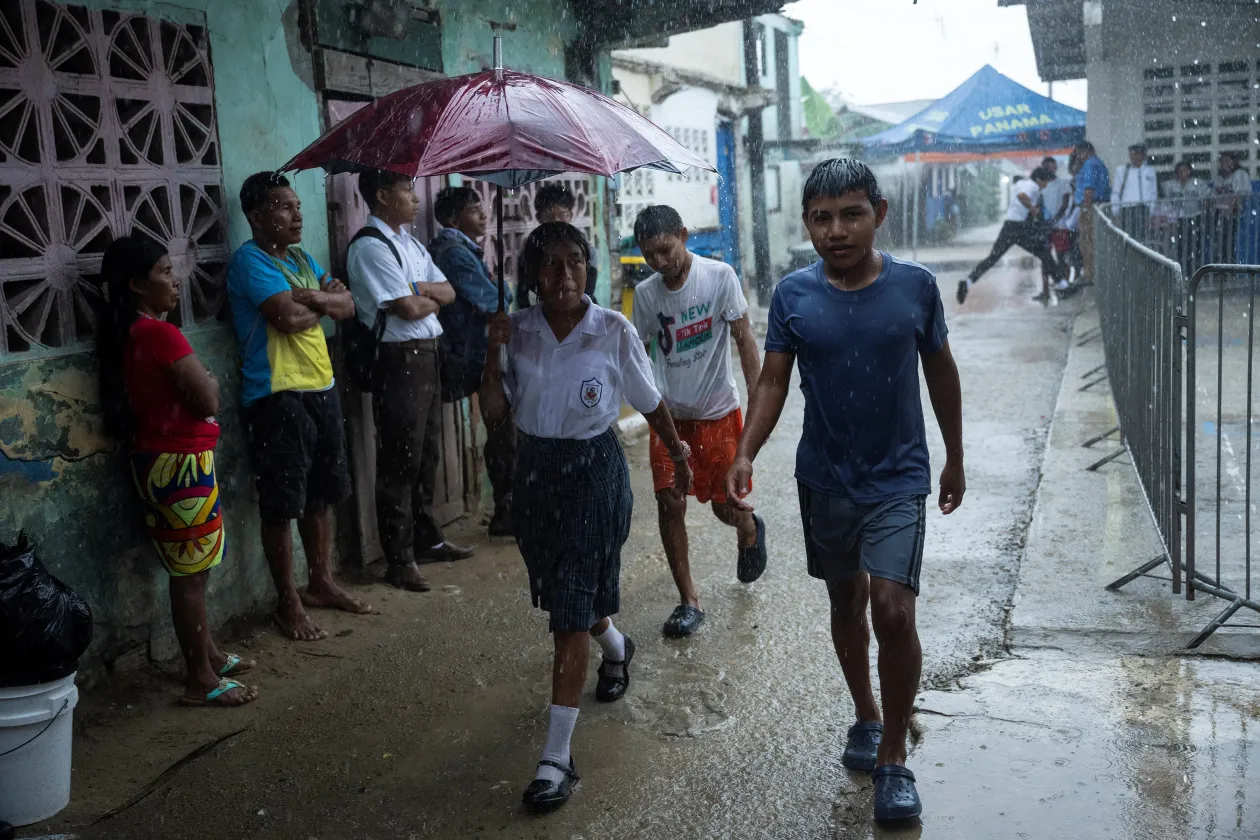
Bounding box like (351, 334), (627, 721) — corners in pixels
(129, 450), (225, 576)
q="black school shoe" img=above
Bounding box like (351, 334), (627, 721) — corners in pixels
(522, 757), (579, 812)
(595, 635), (635, 702)
(737, 514), (767, 583)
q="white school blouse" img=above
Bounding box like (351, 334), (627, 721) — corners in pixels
(504, 299), (662, 440)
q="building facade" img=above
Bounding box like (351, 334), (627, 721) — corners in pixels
(0, 0), (784, 672)
(1008, 0), (1260, 185)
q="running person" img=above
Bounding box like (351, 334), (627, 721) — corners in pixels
(726, 159), (965, 824)
(631, 206), (767, 638)
(957, 166), (1065, 304)
(479, 222), (692, 812)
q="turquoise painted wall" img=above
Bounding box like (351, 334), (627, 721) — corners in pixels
(436, 0), (575, 77)
(1, 0), (328, 673)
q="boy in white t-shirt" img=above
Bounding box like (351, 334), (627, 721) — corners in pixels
(631, 206), (767, 638)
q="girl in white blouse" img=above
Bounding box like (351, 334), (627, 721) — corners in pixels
(481, 222), (692, 812)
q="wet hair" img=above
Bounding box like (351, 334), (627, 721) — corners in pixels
(520, 222), (592, 295)
(801, 158), (884, 213)
(1041, 156), (1057, 168)
(358, 169), (412, 211)
(633, 205), (685, 244)
(534, 184), (576, 217)
(95, 235), (170, 440)
(240, 171), (290, 217)
(1175, 160), (1195, 175)
(434, 186), (481, 226)
(1074, 141), (1096, 156)
(1030, 167), (1051, 183)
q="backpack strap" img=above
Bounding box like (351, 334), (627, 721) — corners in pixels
(350, 226), (403, 269)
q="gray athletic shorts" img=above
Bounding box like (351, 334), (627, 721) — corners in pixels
(797, 485), (927, 595)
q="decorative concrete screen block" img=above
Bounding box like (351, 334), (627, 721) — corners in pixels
(471, 177), (595, 287)
(0, 0), (228, 356)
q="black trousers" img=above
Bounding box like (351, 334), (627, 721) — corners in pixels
(373, 340), (444, 566)
(484, 411), (516, 508)
(970, 220), (1064, 283)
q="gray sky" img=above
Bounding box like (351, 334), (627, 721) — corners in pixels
(784, 0), (1088, 110)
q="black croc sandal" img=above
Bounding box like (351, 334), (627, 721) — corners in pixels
(522, 757), (579, 812)
(872, 764), (923, 822)
(737, 514), (767, 583)
(663, 604), (706, 638)
(595, 635), (635, 702)
(841, 720), (883, 772)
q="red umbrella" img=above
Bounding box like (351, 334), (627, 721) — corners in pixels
(282, 41), (714, 308)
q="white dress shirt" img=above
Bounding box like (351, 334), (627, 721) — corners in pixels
(347, 215), (445, 342)
(504, 299), (662, 440)
(1113, 163), (1158, 210)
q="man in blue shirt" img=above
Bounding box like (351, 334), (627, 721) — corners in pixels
(726, 159), (965, 824)
(430, 187), (516, 536)
(1072, 141), (1110, 284)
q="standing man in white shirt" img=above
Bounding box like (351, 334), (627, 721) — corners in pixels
(630, 205), (767, 639)
(347, 170), (474, 594)
(959, 167), (1065, 304)
(1112, 143), (1159, 235)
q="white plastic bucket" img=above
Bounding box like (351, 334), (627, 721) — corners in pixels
(0, 673), (79, 826)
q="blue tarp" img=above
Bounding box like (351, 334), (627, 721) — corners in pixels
(861, 65), (1086, 158)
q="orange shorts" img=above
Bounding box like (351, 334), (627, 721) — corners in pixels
(650, 408), (746, 504)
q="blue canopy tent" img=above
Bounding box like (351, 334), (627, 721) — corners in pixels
(859, 65), (1086, 254)
(860, 64), (1086, 157)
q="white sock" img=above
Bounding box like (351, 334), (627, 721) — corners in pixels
(430, 541), (444, 550)
(965, 277), (975, 288)
(592, 621), (626, 676)
(535, 704), (579, 783)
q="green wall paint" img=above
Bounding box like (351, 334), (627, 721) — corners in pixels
(436, 0), (575, 77)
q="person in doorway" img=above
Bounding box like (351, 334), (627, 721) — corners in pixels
(957, 167), (1065, 304)
(517, 183), (598, 308)
(631, 205), (767, 638)
(1213, 150), (1252, 263)
(226, 171), (372, 642)
(726, 159), (965, 824)
(430, 186), (516, 536)
(98, 235), (258, 707)
(347, 170), (470, 592)
(1158, 160), (1210, 273)
(480, 222), (693, 812)
(1112, 143), (1159, 235)
(1072, 141), (1110, 285)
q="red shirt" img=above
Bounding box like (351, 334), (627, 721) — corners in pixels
(125, 316), (220, 453)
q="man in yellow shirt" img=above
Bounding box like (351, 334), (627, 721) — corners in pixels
(227, 171), (371, 642)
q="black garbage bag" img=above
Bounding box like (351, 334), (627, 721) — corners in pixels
(0, 533), (93, 687)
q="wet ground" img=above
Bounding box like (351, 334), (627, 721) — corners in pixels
(23, 256), (1260, 840)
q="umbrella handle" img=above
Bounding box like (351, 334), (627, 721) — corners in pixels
(496, 184), (506, 313)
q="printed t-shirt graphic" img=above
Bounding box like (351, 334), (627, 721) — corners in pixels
(631, 254), (748, 421)
(227, 241), (335, 406)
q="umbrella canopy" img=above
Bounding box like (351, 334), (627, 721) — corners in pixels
(281, 68), (713, 188)
(860, 65), (1086, 158)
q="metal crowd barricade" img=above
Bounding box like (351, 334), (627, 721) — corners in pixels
(1093, 209), (1186, 598)
(1110, 193), (1260, 281)
(1184, 264), (1260, 646)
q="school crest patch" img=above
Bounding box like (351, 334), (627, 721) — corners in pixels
(580, 377), (603, 408)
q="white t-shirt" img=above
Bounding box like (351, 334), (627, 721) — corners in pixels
(1040, 178), (1073, 228)
(1112, 163), (1159, 209)
(1007, 180), (1040, 223)
(631, 254), (749, 421)
(504, 299), (661, 440)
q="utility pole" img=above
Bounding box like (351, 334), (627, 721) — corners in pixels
(742, 19), (772, 306)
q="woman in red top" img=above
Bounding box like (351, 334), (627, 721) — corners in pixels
(98, 236), (258, 707)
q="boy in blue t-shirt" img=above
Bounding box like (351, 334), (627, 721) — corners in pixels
(725, 158), (965, 824)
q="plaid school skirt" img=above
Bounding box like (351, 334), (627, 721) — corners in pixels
(512, 427), (633, 632)
(129, 450), (225, 576)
